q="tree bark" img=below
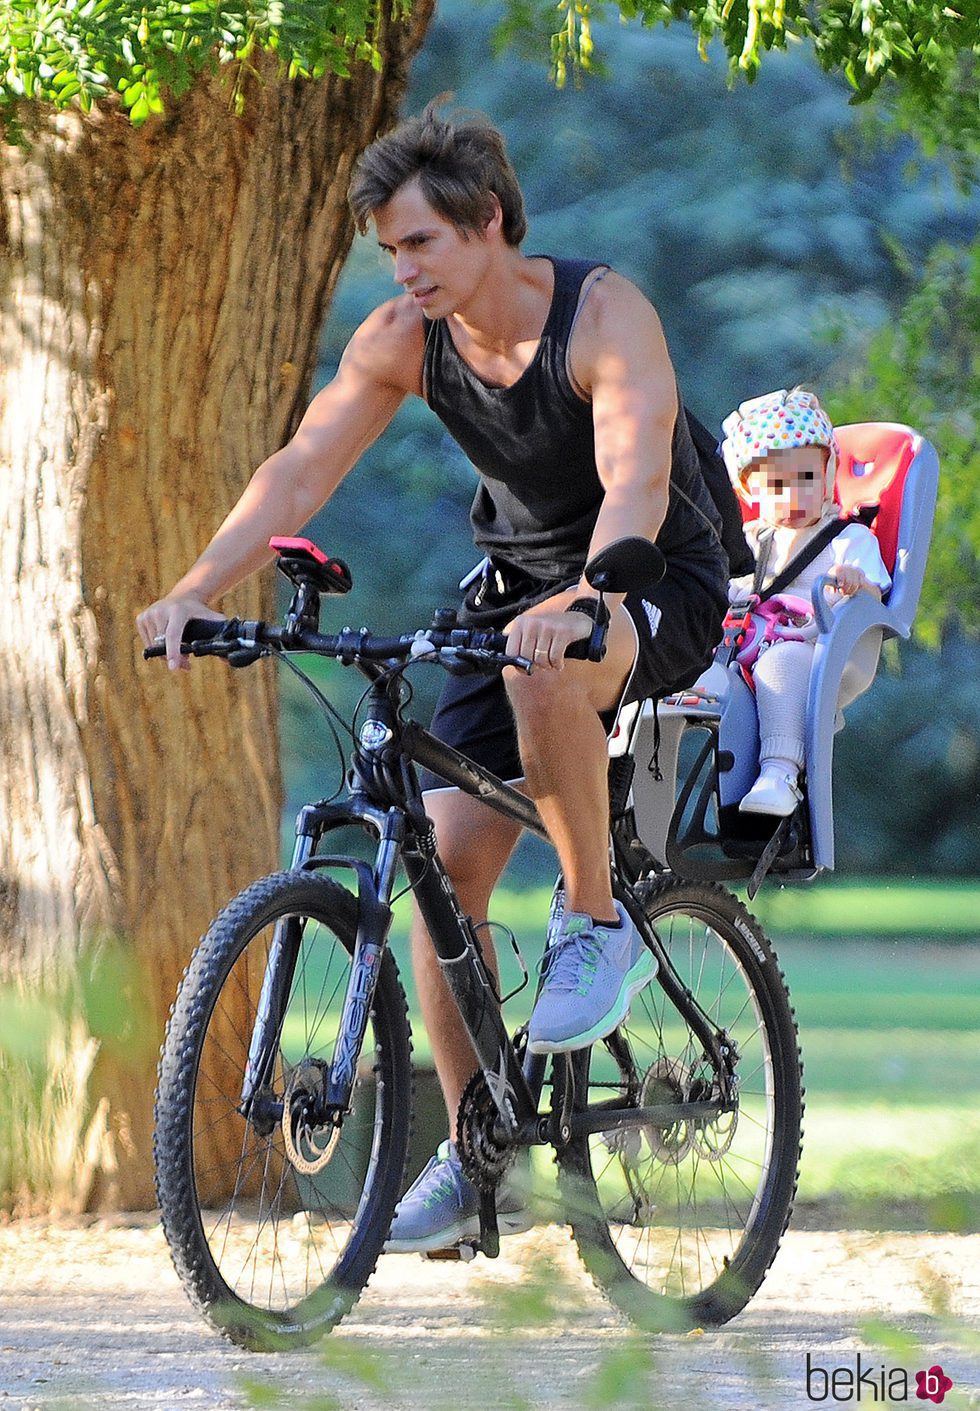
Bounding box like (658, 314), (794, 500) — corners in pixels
(0, 4), (433, 1210)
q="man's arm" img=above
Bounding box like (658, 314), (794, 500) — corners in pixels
(137, 299), (423, 668)
(503, 275), (678, 669)
(571, 272), (677, 604)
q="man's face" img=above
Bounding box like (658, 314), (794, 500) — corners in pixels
(745, 445), (828, 527)
(373, 178), (496, 320)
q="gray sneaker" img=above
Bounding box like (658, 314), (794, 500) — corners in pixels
(527, 901), (657, 1054)
(384, 1140), (532, 1254)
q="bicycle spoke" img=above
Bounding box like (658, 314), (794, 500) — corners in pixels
(155, 875), (411, 1340)
(565, 879), (801, 1327)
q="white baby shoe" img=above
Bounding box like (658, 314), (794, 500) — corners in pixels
(738, 761), (803, 817)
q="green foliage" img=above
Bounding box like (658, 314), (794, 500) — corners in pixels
(239, 1330), (390, 1408)
(1, 0), (976, 153)
(499, 0), (980, 160)
(0, 936), (154, 1211)
(0, 0), (404, 126)
(821, 237), (980, 643)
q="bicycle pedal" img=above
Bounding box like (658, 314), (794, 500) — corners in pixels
(423, 1242), (477, 1262)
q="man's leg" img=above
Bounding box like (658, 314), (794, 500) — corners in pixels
(410, 789), (522, 1124)
(386, 790), (528, 1253)
(504, 606), (657, 1053)
(504, 605), (637, 920)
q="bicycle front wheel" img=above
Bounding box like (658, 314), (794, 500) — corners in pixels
(154, 871), (412, 1349)
(558, 877), (803, 1330)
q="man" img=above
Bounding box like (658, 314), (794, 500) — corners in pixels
(137, 102), (729, 1252)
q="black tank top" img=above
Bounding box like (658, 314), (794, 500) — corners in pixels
(423, 256), (727, 591)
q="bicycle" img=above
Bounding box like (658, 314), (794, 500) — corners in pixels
(148, 534), (803, 1350)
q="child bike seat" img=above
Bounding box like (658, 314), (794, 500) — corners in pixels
(615, 423), (939, 887)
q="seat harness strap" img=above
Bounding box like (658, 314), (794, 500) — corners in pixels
(722, 507), (877, 667)
(755, 505), (876, 605)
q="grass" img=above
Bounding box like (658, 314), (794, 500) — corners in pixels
(393, 878), (980, 942)
(378, 880), (980, 1208)
(747, 878), (980, 939)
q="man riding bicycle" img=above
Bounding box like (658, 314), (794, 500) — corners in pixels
(137, 101), (728, 1253)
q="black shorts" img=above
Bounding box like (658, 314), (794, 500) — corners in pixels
(418, 559), (727, 792)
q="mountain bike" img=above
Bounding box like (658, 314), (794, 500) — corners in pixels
(149, 535), (803, 1350)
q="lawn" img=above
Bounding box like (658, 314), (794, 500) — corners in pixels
(381, 880), (980, 1211)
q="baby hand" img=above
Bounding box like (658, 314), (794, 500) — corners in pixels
(829, 564), (870, 596)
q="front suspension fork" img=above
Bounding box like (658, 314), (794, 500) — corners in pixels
(240, 812), (401, 1121)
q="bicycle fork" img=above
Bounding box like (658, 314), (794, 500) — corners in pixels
(239, 808), (402, 1124)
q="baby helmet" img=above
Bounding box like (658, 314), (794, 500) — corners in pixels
(721, 388), (839, 508)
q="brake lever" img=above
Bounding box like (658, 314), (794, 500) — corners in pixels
(564, 622), (607, 663)
(440, 647), (534, 677)
(463, 648), (534, 673)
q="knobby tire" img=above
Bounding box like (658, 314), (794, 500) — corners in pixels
(557, 876), (803, 1330)
(154, 871), (412, 1349)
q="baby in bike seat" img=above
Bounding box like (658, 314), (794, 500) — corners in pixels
(721, 388), (892, 817)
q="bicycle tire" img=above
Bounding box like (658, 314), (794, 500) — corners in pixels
(557, 877), (803, 1330)
(154, 871), (412, 1349)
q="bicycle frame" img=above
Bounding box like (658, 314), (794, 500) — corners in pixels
(240, 670), (737, 1151)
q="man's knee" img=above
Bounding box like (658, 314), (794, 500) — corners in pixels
(418, 793), (519, 902)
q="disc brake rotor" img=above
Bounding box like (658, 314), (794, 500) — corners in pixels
(280, 1059), (341, 1176)
(693, 1086), (739, 1160)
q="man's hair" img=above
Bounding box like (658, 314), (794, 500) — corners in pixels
(349, 100), (527, 246)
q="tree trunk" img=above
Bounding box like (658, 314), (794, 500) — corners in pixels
(0, 5), (433, 1211)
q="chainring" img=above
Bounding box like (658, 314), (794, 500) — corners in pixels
(456, 1070), (515, 1192)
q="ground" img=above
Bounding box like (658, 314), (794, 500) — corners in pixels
(0, 1219), (977, 1410)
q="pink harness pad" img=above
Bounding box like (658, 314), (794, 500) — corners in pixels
(735, 594), (816, 669)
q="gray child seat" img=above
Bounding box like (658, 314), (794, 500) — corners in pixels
(613, 422), (939, 891)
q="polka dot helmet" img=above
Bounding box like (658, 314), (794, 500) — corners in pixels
(721, 388), (839, 504)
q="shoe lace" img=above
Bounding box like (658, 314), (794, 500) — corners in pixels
(413, 1150), (464, 1210)
(539, 918), (607, 998)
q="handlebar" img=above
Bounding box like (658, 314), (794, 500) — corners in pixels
(142, 535), (660, 675)
(142, 616), (555, 674)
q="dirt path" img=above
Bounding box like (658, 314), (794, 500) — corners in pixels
(1, 1220), (978, 1411)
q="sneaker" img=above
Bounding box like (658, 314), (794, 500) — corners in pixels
(526, 901), (657, 1055)
(384, 1140), (532, 1254)
(738, 762), (803, 817)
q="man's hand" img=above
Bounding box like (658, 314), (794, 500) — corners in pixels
(503, 597), (592, 670)
(136, 596), (225, 672)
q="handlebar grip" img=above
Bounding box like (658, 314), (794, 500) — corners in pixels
(564, 624), (607, 663)
(142, 617), (231, 660)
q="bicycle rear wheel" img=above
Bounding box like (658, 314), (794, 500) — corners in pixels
(154, 871), (412, 1349)
(558, 877), (802, 1329)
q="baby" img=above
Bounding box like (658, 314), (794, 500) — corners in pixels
(721, 388), (892, 816)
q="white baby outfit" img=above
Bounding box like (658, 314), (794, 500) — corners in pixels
(730, 513), (892, 777)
